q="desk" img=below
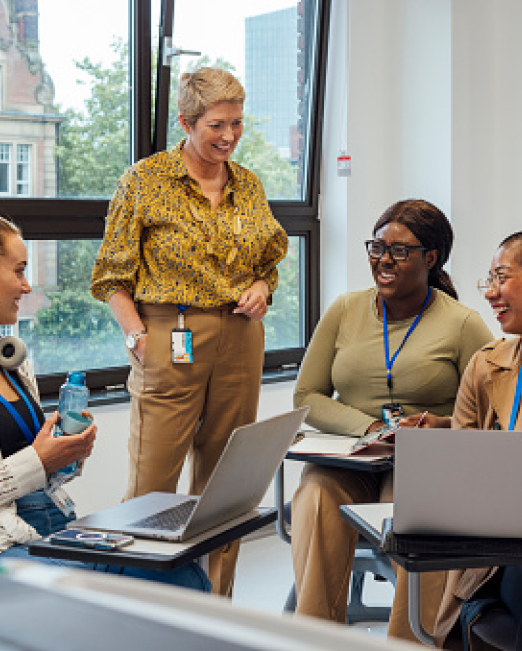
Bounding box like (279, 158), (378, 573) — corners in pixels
(276, 434), (393, 543)
(340, 503), (522, 647)
(29, 508), (276, 573)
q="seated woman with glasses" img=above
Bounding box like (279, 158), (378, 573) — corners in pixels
(291, 199), (492, 642)
(400, 232), (522, 650)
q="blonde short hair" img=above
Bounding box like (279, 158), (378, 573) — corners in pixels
(178, 67), (245, 127)
(0, 216), (21, 256)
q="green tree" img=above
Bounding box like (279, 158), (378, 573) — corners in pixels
(264, 237), (301, 350)
(27, 241), (127, 375)
(57, 39), (130, 198)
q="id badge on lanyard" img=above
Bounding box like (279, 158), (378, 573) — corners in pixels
(382, 402), (404, 428)
(172, 306), (193, 364)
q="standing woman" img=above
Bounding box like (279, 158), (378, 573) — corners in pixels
(291, 200), (492, 641)
(91, 67), (288, 596)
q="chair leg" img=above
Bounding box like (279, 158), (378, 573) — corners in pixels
(346, 553), (393, 625)
(284, 583), (297, 612)
(346, 568), (392, 624)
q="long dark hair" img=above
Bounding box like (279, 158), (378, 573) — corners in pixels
(372, 199), (458, 300)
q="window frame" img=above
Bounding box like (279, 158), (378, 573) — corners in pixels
(0, 0), (330, 398)
(16, 143), (32, 196)
(0, 143), (12, 195)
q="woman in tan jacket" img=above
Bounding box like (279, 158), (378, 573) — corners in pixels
(404, 231), (522, 649)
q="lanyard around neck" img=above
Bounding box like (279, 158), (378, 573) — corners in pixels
(382, 287), (432, 392)
(0, 369), (41, 444)
(508, 365), (522, 431)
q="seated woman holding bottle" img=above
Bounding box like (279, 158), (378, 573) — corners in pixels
(0, 215), (209, 591)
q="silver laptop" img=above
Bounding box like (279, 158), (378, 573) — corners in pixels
(71, 407), (309, 542)
(393, 428), (522, 538)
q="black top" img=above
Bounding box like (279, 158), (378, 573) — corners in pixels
(0, 371), (45, 458)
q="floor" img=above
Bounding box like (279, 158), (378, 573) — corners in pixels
(233, 531), (394, 638)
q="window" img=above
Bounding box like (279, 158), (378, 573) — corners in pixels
(0, 0), (329, 397)
(16, 145), (31, 196)
(0, 144), (11, 194)
(0, 144), (32, 196)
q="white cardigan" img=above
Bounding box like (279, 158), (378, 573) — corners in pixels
(0, 360), (48, 552)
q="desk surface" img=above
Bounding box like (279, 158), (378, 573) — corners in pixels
(340, 504), (522, 573)
(29, 508), (276, 571)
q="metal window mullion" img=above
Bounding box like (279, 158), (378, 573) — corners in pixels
(152, 0), (175, 153)
(130, 0), (153, 163)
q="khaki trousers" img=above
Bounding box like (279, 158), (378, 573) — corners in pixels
(291, 464), (447, 644)
(125, 303), (264, 597)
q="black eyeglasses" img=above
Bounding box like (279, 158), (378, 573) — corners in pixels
(365, 239), (426, 262)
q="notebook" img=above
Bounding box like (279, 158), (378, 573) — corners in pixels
(71, 407), (309, 542)
(393, 427), (522, 538)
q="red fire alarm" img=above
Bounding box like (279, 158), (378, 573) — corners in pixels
(337, 153), (351, 177)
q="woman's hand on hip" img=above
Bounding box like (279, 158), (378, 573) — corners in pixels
(233, 280), (269, 320)
(32, 411), (97, 475)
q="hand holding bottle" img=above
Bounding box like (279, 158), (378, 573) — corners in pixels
(33, 411), (96, 475)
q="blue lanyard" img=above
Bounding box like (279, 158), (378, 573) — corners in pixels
(508, 365), (522, 431)
(0, 369), (41, 444)
(382, 287), (432, 391)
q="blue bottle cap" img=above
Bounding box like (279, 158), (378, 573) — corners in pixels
(67, 371), (86, 386)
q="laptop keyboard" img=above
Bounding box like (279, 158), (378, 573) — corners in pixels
(129, 499), (198, 531)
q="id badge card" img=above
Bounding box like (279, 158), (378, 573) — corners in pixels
(172, 328), (193, 363)
(44, 485), (76, 518)
(382, 402), (404, 428)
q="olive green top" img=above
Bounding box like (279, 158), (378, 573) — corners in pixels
(294, 287), (493, 437)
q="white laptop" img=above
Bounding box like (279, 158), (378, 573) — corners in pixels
(393, 427), (522, 538)
(71, 407), (309, 542)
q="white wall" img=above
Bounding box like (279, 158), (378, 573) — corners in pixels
(451, 0), (522, 334)
(323, 0), (452, 307)
(323, 0), (522, 340)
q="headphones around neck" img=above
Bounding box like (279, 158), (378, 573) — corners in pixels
(0, 336), (28, 370)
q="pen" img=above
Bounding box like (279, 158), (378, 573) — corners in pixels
(415, 411), (428, 428)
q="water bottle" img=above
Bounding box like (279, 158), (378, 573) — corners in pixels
(55, 371), (89, 475)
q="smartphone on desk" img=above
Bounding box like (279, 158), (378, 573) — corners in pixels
(49, 529), (134, 551)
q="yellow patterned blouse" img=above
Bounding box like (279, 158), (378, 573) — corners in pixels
(91, 141), (288, 307)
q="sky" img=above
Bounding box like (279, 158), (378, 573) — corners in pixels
(39, 0), (295, 112)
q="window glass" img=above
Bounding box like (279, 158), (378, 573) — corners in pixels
(20, 235), (303, 372)
(159, 0), (318, 201)
(22, 240), (127, 375)
(3, 1), (130, 199)
(16, 144), (31, 195)
(0, 144), (11, 194)
(264, 236), (304, 350)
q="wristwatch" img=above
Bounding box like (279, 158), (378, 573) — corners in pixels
(125, 330), (147, 351)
